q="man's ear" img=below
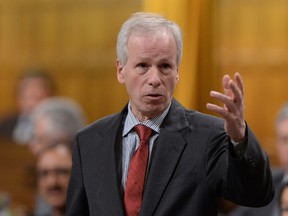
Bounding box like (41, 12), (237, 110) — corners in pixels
(116, 60), (125, 84)
(176, 68), (179, 82)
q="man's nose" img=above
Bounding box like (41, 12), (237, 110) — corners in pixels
(148, 67), (161, 87)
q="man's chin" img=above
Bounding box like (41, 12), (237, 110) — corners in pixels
(143, 105), (167, 118)
(48, 199), (66, 208)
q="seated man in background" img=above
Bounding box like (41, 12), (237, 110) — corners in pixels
(229, 103), (288, 216)
(29, 96), (86, 215)
(36, 142), (72, 216)
(0, 68), (55, 144)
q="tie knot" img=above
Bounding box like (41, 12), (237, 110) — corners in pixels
(134, 125), (153, 141)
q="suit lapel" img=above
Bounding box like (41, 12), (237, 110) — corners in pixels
(84, 111), (126, 215)
(140, 99), (191, 216)
(140, 129), (187, 216)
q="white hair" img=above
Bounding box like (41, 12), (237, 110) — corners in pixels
(31, 96), (86, 141)
(116, 12), (183, 65)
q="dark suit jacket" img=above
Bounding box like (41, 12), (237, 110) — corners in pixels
(66, 99), (274, 216)
(0, 114), (18, 140)
(228, 168), (284, 216)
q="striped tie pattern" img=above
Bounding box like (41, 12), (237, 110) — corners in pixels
(124, 125), (153, 216)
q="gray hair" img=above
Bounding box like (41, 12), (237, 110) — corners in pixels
(116, 12), (183, 65)
(276, 103), (288, 127)
(31, 96), (86, 141)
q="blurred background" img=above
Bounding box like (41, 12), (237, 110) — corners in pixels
(1, 0), (288, 214)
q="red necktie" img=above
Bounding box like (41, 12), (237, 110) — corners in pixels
(124, 125), (153, 216)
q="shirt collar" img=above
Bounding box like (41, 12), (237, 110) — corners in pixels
(122, 102), (171, 137)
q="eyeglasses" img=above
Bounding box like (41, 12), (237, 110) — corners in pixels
(281, 207), (288, 213)
(37, 168), (71, 179)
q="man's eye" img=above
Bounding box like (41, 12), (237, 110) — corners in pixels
(161, 63), (171, 69)
(137, 63), (148, 68)
(55, 168), (71, 176)
(37, 170), (49, 178)
(159, 64), (173, 74)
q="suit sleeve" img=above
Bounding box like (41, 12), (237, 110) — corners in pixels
(66, 135), (90, 216)
(207, 124), (274, 207)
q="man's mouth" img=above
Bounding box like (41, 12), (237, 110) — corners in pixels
(145, 94), (163, 100)
(46, 188), (63, 196)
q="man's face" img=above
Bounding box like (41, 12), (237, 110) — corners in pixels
(117, 31), (179, 121)
(29, 117), (53, 155)
(276, 118), (288, 169)
(281, 187), (288, 216)
(18, 77), (52, 115)
(36, 145), (72, 211)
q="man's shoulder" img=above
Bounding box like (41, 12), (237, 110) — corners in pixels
(184, 108), (224, 129)
(171, 98), (223, 125)
(0, 114), (18, 127)
(166, 99), (224, 132)
(0, 114), (18, 136)
(81, 112), (122, 133)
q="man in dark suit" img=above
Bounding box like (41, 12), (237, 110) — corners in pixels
(66, 12), (274, 216)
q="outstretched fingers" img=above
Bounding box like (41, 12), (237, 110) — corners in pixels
(206, 72), (246, 142)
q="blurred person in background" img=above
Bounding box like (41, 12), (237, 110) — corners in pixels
(28, 96), (86, 155)
(29, 96), (86, 215)
(0, 68), (55, 144)
(229, 103), (288, 216)
(280, 182), (288, 216)
(35, 142), (72, 216)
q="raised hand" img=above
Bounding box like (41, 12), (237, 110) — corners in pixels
(206, 72), (246, 142)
